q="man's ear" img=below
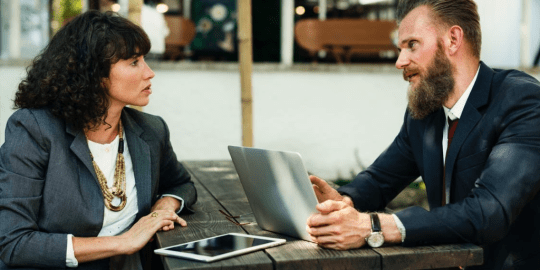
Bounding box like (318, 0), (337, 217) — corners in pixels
(447, 25), (464, 56)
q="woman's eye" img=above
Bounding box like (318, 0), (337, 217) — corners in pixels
(131, 60), (138, 66)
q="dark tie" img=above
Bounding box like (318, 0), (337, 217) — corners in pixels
(442, 117), (459, 206)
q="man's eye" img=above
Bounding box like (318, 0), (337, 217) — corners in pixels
(131, 60), (138, 66)
(409, 41), (417, 49)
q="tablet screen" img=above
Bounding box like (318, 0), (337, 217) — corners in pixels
(165, 234), (276, 257)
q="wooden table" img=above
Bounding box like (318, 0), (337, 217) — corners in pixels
(155, 160), (483, 270)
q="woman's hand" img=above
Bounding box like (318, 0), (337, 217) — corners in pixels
(73, 210), (187, 262)
(119, 210), (186, 255)
(151, 196), (184, 231)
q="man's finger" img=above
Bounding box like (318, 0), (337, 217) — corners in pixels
(314, 234), (338, 245)
(307, 213), (329, 227)
(309, 175), (332, 193)
(312, 184), (324, 200)
(316, 200), (349, 214)
(307, 222), (339, 237)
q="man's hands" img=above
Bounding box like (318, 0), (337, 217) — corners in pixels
(310, 175), (353, 207)
(307, 200), (371, 250)
(307, 175), (402, 250)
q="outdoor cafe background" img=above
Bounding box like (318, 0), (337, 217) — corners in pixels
(1, 0), (539, 181)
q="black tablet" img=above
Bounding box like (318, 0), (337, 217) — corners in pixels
(154, 233), (286, 262)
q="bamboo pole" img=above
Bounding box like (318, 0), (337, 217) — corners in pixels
(128, 0), (143, 26)
(237, 0), (254, 147)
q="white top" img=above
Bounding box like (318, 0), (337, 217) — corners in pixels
(66, 131), (139, 268)
(65, 131), (185, 268)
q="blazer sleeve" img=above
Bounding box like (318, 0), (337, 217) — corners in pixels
(0, 110), (68, 268)
(396, 79), (540, 246)
(338, 111), (421, 212)
(155, 116), (197, 213)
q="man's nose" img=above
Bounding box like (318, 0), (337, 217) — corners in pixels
(395, 50), (410, 69)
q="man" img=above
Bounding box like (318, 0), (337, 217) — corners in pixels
(306, 0), (540, 269)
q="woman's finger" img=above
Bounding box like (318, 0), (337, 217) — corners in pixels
(177, 217), (187, 227)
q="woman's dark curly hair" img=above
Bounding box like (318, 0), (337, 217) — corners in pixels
(14, 10), (151, 131)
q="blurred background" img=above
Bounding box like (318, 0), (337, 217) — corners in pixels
(1, 0), (540, 193)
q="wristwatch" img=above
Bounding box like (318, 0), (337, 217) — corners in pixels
(365, 213), (384, 248)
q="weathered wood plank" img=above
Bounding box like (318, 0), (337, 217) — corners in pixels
(183, 160), (246, 203)
(267, 241), (381, 270)
(155, 171), (273, 270)
(374, 243), (483, 269)
(180, 161), (484, 270)
(182, 160), (382, 270)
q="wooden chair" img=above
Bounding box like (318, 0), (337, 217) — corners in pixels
(163, 15), (196, 60)
(295, 19), (398, 63)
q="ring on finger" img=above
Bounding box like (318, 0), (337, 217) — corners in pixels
(151, 212), (158, 217)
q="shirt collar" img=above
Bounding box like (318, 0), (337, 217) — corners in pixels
(443, 66), (481, 121)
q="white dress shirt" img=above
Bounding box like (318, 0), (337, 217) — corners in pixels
(394, 65), (481, 242)
(442, 66), (480, 164)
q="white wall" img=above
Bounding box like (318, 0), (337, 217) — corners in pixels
(476, 0), (523, 68)
(0, 67), (26, 144)
(2, 66), (540, 179)
(0, 66), (409, 179)
(143, 69), (409, 179)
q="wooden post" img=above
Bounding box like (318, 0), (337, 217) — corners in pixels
(237, 0), (254, 147)
(128, 0), (142, 26)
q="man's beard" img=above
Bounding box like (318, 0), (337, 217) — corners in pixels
(406, 43), (455, 120)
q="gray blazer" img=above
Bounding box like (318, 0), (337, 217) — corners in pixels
(0, 107), (197, 269)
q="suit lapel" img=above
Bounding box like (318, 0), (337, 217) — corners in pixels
(423, 109), (445, 207)
(66, 123), (105, 228)
(122, 111), (153, 219)
(67, 125), (98, 181)
(444, 62), (493, 203)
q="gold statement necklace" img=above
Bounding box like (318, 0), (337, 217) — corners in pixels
(87, 120), (127, 212)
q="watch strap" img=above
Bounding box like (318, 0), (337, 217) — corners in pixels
(370, 213), (382, 232)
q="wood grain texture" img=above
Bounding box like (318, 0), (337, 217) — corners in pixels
(157, 161), (484, 270)
(374, 243), (483, 270)
(155, 170), (273, 270)
(182, 161), (381, 270)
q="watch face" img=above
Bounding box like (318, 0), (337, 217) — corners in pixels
(367, 232), (384, 248)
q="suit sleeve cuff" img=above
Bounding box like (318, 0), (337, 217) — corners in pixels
(66, 234), (79, 268)
(392, 214), (406, 243)
(161, 194), (185, 213)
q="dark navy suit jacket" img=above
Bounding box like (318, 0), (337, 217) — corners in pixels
(0, 107), (197, 269)
(338, 62), (540, 269)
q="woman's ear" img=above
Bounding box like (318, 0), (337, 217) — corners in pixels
(101, 77), (110, 89)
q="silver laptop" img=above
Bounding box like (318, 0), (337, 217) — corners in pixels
(227, 145), (319, 241)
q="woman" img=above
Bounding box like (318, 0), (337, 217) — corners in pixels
(0, 11), (197, 269)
